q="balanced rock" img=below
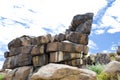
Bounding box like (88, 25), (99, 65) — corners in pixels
(69, 13), (94, 34)
(31, 63), (96, 80)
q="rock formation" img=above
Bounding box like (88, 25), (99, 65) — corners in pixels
(2, 13), (95, 80)
(3, 13), (94, 69)
(31, 63), (96, 80)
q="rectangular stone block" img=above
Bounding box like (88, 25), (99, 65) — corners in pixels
(49, 51), (63, 62)
(47, 42), (88, 54)
(8, 35), (32, 50)
(49, 51), (82, 63)
(18, 53), (32, 67)
(61, 59), (83, 67)
(33, 54), (48, 67)
(3, 53), (32, 69)
(47, 42), (74, 53)
(70, 53), (81, 59)
(66, 32), (88, 45)
(35, 35), (52, 45)
(8, 46), (33, 57)
(31, 45), (44, 56)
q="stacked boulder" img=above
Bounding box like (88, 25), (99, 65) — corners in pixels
(3, 13), (94, 69)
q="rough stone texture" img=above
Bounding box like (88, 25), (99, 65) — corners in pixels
(8, 35), (32, 50)
(66, 32), (88, 45)
(35, 35), (50, 45)
(32, 54), (48, 67)
(54, 33), (66, 42)
(31, 63), (96, 80)
(4, 68), (17, 80)
(95, 53), (111, 64)
(4, 66), (32, 80)
(3, 13), (94, 70)
(115, 56), (120, 62)
(117, 46), (120, 55)
(103, 61), (120, 75)
(4, 51), (10, 58)
(85, 54), (96, 65)
(8, 46), (33, 57)
(49, 51), (82, 63)
(3, 53), (32, 69)
(69, 13), (94, 34)
(47, 42), (88, 53)
(31, 45), (44, 56)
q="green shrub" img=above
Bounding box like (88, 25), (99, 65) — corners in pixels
(0, 74), (4, 80)
(86, 64), (104, 75)
(97, 72), (109, 80)
(97, 72), (120, 80)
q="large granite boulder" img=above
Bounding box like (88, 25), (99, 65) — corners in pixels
(4, 66), (32, 80)
(115, 56), (120, 62)
(102, 61), (120, 79)
(103, 61), (120, 74)
(31, 63), (96, 80)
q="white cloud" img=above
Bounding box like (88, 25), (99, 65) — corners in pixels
(95, 29), (105, 34)
(102, 50), (109, 53)
(0, 0), (107, 48)
(110, 43), (118, 51)
(0, 61), (4, 69)
(99, 0), (120, 34)
(88, 40), (98, 50)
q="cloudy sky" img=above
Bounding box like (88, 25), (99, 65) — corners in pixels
(0, 0), (120, 69)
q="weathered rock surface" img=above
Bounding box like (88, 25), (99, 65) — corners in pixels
(115, 56), (120, 62)
(95, 53), (111, 64)
(69, 13), (94, 34)
(3, 53), (32, 69)
(66, 32), (88, 45)
(103, 61), (120, 74)
(3, 13), (94, 70)
(46, 42), (88, 53)
(31, 63), (96, 80)
(8, 35), (33, 50)
(117, 46), (120, 55)
(4, 66), (33, 80)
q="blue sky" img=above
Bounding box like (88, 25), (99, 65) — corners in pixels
(0, 0), (120, 68)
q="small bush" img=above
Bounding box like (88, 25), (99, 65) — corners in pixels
(97, 72), (120, 80)
(97, 72), (109, 80)
(86, 64), (104, 75)
(0, 74), (4, 80)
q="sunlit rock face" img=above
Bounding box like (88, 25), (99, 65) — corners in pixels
(2, 13), (94, 69)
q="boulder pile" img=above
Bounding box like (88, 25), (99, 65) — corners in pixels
(3, 13), (94, 69)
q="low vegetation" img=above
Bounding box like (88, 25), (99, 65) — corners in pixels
(0, 74), (4, 80)
(86, 64), (120, 80)
(86, 64), (104, 75)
